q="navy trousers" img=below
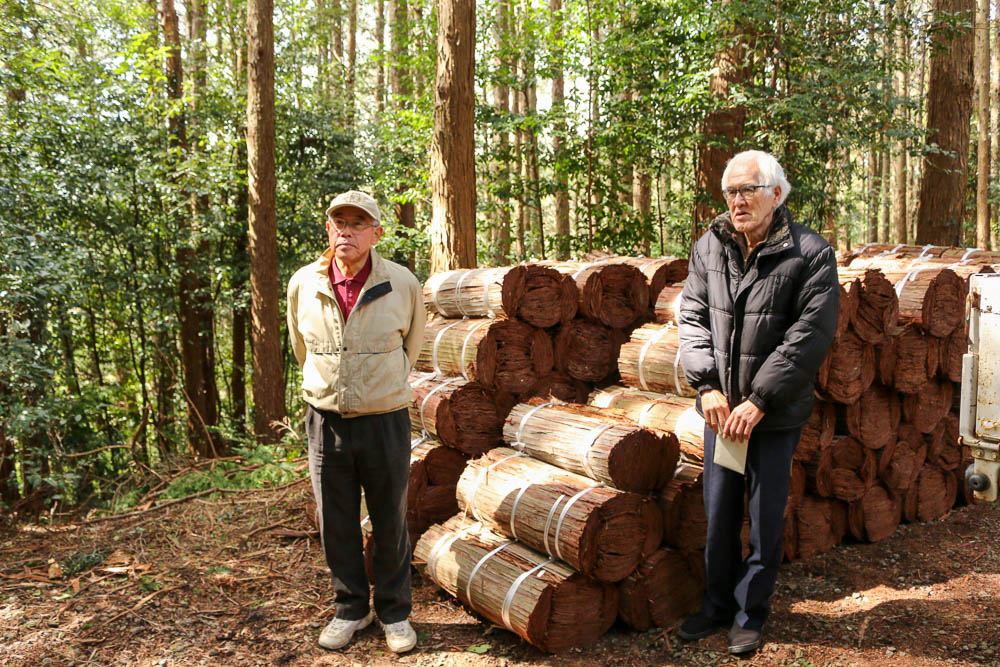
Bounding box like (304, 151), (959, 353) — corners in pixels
(306, 405), (412, 624)
(701, 424), (800, 630)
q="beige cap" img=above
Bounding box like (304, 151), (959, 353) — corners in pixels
(325, 190), (382, 224)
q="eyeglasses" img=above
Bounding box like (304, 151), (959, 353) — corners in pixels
(328, 217), (377, 233)
(723, 184), (772, 201)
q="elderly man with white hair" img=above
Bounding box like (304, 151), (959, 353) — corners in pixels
(677, 151), (839, 654)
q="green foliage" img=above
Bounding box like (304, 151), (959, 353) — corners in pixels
(161, 443), (303, 500)
(60, 550), (106, 576)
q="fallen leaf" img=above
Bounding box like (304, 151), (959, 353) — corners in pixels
(71, 578), (81, 593)
(466, 643), (491, 654)
(48, 562), (63, 579)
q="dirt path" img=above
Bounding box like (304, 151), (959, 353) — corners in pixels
(1, 483), (997, 666)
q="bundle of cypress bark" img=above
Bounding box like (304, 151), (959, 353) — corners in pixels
(796, 400), (835, 463)
(529, 372), (593, 403)
(455, 447), (662, 582)
(423, 265), (578, 328)
(409, 372), (514, 455)
(416, 317), (554, 395)
(658, 463), (706, 551)
(617, 548), (703, 631)
(543, 260), (651, 329)
(618, 322), (697, 397)
(848, 483), (902, 543)
(792, 495), (847, 559)
(587, 255), (689, 307)
(586, 385), (703, 462)
(553, 319), (627, 383)
(503, 398), (679, 493)
(413, 514), (619, 652)
(817, 329), (875, 404)
(837, 267), (899, 344)
(407, 436), (470, 533)
(877, 325), (938, 394)
(653, 283), (684, 325)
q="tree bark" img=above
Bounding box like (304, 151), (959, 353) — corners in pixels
(389, 0), (415, 265)
(376, 0), (386, 113)
(346, 0), (357, 127)
(247, 0), (287, 442)
(492, 0), (512, 263)
(974, 0), (991, 247)
(163, 0), (220, 457)
(550, 0), (570, 259)
(428, 0), (477, 274)
(892, 0), (909, 244)
(915, 0), (975, 245)
(693, 6), (752, 235)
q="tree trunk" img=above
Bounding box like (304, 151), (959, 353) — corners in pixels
(634, 168), (652, 255)
(892, 0), (909, 244)
(389, 0), (415, 266)
(915, 0), (975, 245)
(974, 0), (991, 248)
(247, 0), (287, 442)
(513, 49), (526, 259)
(868, 149), (881, 242)
(549, 0), (570, 260)
(692, 6), (752, 234)
(232, 141), (250, 434)
(346, 0), (357, 128)
(376, 0), (386, 113)
(992, 0), (1000, 249)
(163, 0), (220, 457)
(428, 0), (477, 274)
(492, 0), (512, 264)
(880, 138), (892, 242)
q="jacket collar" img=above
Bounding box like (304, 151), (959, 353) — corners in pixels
(710, 204), (793, 256)
(312, 247), (392, 303)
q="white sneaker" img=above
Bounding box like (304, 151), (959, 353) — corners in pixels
(384, 619), (417, 653)
(318, 611), (374, 649)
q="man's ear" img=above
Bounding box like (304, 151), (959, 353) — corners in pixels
(373, 225), (384, 244)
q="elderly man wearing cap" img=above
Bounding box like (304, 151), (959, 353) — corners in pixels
(287, 190), (426, 653)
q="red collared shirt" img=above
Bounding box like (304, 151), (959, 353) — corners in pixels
(328, 254), (372, 320)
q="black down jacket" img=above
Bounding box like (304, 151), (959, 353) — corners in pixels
(678, 204), (839, 432)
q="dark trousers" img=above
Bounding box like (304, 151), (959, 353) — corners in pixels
(306, 405), (412, 624)
(701, 424), (800, 631)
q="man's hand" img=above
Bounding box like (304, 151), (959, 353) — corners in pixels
(700, 389), (731, 436)
(723, 400), (765, 442)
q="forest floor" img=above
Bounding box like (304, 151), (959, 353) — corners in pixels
(1, 478), (999, 667)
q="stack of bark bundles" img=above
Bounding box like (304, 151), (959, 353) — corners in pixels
(423, 265), (578, 328)
(618, 322), (697, 398)
(408, 371), (514, 455)
(413, 514), (619, 653)
(416, 316), (554, 396)
(503, 398), (679, 494)
(455, 447), (662, 582)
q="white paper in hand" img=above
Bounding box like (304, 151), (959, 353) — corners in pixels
(713, 433), (748, 474)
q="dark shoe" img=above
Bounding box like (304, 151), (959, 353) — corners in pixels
(676, 613), (728, 640)
(727, 623), (763, 654)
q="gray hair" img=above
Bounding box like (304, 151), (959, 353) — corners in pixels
(722, 150), (791, 206)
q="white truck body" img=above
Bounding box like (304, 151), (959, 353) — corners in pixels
(959, 273), (1000, 502)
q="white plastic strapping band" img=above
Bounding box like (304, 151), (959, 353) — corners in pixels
(578, 423), (615, 480)
(637, 325), (673, 391)
(501, 557), (555, 631)
(515, 402), (556, 445)
(459, 319), (491, 380)
(431, 320), (466, 376)
(419, 376), (463, 434)
(464, 541), (511, 603)
(468, 452), (527, 523)
(552, 482), (602, 561)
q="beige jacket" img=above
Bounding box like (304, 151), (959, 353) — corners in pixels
(287, 247), (426, 416)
